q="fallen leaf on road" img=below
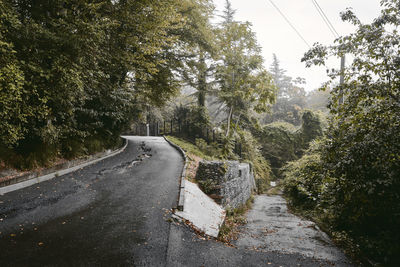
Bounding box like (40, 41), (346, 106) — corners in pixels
(38, 242), (44, 246)
(62, 222), (66, 225)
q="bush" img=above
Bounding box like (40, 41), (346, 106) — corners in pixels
(255, 110), (325, 178)
(283, 135), (400, 265)
(282, 140), (325, 209)
(238, 130), (272, 193)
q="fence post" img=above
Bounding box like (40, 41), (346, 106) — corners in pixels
(170, 120), (173, 135)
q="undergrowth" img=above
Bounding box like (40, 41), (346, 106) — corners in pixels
(218, 195), (255, 243)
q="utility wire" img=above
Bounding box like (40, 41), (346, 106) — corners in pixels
(311, 0), (339, 38)
(310, 0), (345, 103)
(267, 0), (311, 48)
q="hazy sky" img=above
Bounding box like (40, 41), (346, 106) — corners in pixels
(213, 0), (382, 91)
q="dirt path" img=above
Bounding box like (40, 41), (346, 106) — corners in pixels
(234, 195), (352, 266)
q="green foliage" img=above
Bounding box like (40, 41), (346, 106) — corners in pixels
(194, 138), (220, 157)
(186, 106), (211, 138)
(255, 110), (324, 178)
(0, 2), (30, 147)
(256, 123), (297, 177)
(0, 0), (215, 169)
(263, 54), (306, 126)
(298, 110), (325, 145)
(238, 130), (271, 193)
(178, 0), (216, 107)
(219, 134), (236, 159)
(293, 1), (400, 264)
(282, 141), (325, 210)
(198, 178), (218, 195)
(306, 88), (331, 112)
(215, 1), (275, 136)
(166, 136), (213, 160)
(218, 193), (254, 243)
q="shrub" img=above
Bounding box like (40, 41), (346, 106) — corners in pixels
(255, 110), (325, 178)
(238, 130), (272, 193)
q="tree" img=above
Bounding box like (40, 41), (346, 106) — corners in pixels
(306, 87), (331, 112)
(0, 0), (194, 167)
(297, 0), (400, 263)
(0, 1), (28, 147)
(263, 54), (306, 125)
(177, 0), (216, 107)
(216, 0), (275, 136)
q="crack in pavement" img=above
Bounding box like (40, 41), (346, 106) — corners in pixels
(96, 141), (152, 175)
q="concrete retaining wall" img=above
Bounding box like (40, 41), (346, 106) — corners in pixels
(195, 160), (256, 209)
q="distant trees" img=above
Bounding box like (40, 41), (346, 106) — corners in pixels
(305, 88), (330, 112)
(263, 54), (306, 125)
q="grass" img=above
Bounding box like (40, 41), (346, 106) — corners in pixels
(218, 195), (255, 243)
(166, 136), (214, 160)
(166, 136), (216, 181)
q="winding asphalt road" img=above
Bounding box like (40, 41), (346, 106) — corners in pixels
(0, 136), (183, 266)
(0, 136), (350, 266)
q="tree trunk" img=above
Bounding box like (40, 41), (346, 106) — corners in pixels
(198, 52), (206, 107)
(233, 113), (241, 135)
(226, 106), (233, 137)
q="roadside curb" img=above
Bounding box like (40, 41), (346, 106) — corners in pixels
(0, 138), (129, 195)
(163, 136), (187, 211)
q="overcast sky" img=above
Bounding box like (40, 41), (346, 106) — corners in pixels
(213, 0), (382, 91)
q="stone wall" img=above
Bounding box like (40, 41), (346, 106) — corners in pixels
(195, 160), (256, 209)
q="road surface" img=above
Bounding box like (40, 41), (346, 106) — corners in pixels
(0, 136), (351, 266)
(0, 136), (183, 266)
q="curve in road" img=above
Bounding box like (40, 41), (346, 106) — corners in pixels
(0, 136), (183, 266)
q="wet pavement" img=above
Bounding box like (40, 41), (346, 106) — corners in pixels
(166, 195), (352, 267)
(0, 136), (183, 266)
(0, 136), (352, 266)
(235, 195), (351, 265)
